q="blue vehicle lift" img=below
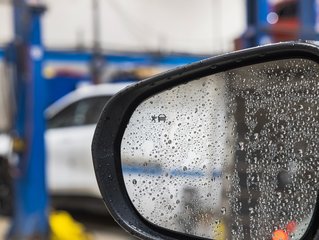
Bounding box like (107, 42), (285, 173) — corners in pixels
(299, 0), (318, 39)
(1, 48), (208, 65)
(6, 0), (48, 238)
(0, 49), (4, 59)
(244, 0), (319, 48)
(244, 0), (270, 48)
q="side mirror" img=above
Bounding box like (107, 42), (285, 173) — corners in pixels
(92, 41), (319, 240)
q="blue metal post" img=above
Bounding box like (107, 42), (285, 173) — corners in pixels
(243, 0), (257, 48)
(256, 0), (271, 45)
(299, 0), (318, 40)
(243, 0), (271, 48)
(8, 1), (48, 239)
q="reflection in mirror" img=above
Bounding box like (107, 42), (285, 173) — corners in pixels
(121, 59), (319, 239)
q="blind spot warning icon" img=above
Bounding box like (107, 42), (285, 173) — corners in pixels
(158, 114), (167, 122)
(151, 114), (167, 123)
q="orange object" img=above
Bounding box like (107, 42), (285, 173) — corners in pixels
(286, 221), (297, 233)
(272, 229), (288, 240)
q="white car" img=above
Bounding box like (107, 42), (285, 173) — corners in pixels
(45, 83), (131, 200)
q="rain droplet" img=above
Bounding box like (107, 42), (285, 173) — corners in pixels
(221, 207), (226, 215)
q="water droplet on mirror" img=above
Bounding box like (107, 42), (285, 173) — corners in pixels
(221, 207), (226, 215)
(238, 142), (245, 151)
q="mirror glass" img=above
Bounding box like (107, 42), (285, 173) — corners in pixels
(121, 59), (319, 239)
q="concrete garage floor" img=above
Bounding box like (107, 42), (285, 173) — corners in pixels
(0, 213), (134, 240)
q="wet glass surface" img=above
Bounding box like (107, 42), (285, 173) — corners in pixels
(121, 59), (319, 239)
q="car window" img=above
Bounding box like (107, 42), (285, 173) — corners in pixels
(47, 96), (111, 129)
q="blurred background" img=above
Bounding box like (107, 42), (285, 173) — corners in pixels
(0, 0), (318, 239)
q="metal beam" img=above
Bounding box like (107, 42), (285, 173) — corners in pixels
(8, 0), (49, 238)
(244, 0), (271, 48)
(2, 46), (209, 66)
(0, 48), (4, 60)
(299, 0), (319, 39)
(44, 49), (208, 66)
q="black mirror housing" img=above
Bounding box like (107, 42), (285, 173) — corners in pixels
(92, 41), (319, 240)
